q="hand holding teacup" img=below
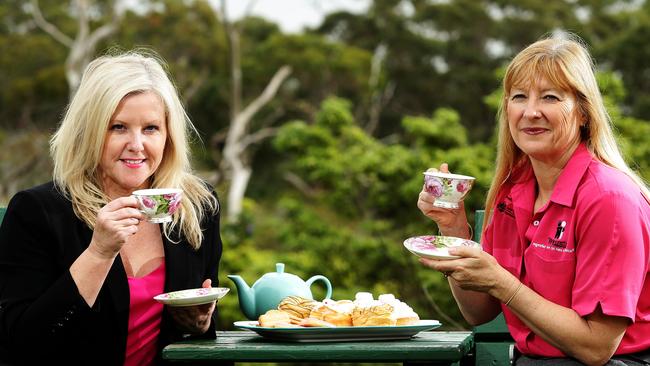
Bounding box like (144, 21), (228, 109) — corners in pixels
(417, 164), (474, 237)
(89, 196), (145, 259)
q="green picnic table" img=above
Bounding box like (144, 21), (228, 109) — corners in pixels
(163, 330), (474, 365)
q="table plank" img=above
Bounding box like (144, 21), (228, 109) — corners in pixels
(163, 331), (473, 363)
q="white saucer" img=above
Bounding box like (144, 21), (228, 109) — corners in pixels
(154, 287), (229, 307)
(403, 235), (481, 260)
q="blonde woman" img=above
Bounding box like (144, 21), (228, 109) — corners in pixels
(0, 51), (221, 365)
(418, 34), (650, 365)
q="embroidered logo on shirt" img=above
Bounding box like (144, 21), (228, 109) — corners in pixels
(547, 220), (568, 249)
(497, 196), (515, 218)
(554, 221), (566, 240)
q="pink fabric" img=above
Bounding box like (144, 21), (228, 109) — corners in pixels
(482, 143), (650, 356)
(124, 262), (165, 366)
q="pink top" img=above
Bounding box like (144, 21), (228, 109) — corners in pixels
(482, 143), (650, 356)
(124, 262), (165, 366)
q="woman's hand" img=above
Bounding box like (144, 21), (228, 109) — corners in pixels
(417, 163), (470, 237)
(88, 196), (144, 260)
(419, 246), (515, 299)
(168, 279), (217, 334)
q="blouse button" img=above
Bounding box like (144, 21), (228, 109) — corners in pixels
(533, 220), (540, 226)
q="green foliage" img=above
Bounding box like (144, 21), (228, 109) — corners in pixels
(0, 130), (53, 204)
(615, 116), (650, 181)
(402, 108), (468, 149)
(275, 97), (426, 220)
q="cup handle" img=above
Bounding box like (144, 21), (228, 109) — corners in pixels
(305, 275), (332, 300)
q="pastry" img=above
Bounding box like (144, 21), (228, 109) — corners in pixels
(309, 301), (353, 326)
(378, 293), (420, 326)
(298, 317), (336, 328)
(352, 303), (396, 326)
(278, 295), (319, 322)
(258, 309), (291, 328)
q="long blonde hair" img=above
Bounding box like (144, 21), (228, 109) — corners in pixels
(50, 50), (218, 249)
(485, 33), (649, 226)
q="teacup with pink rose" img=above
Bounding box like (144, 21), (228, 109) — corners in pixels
(423, 169), (475, 209)
(132, 188), (183, 223)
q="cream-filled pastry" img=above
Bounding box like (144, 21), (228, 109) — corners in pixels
(309, 300), (353, 326)
(352, 302), (396, 326)
(278, 295), (319, 322)
(378, 293), (420, 325)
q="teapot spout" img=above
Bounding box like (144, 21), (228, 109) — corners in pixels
(227, 275), (256, 320)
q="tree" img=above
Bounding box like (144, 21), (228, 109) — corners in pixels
(216, 0), (293, 220)
(29, 0), (124, 97)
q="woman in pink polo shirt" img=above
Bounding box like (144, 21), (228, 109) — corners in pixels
(418, 33), (650, 365)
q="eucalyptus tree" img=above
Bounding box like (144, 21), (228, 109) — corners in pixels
(29, 0), (124, 97)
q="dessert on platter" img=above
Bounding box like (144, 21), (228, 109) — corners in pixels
(254, 292), (420, 328)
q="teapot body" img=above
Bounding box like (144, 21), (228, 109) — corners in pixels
(251, 275), (314, 318)
(228, 263), (332, 320)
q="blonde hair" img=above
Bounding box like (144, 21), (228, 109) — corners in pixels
(485, 33), (650, 225)
(50, 50), (218, 249)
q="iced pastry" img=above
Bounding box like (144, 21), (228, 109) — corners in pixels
(310, 300), (354, 326)
(378, 293), (420, 326)
(351, 303), (396, 326)
(278, 295), (319, 322)
(354, 292), (374, 304)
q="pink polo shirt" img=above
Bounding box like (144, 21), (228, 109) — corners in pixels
(482, 143), (650, 356)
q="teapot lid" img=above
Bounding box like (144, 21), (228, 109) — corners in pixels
(276, 263), (285, 273)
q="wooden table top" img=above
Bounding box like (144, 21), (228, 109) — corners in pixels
(163, 330), (474, 364)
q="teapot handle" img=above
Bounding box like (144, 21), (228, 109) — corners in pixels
(305, 275), (332, 300)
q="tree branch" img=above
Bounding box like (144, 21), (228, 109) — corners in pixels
(283, 171), (317, 198)
(238, 127), (278, 153)
(30, 0), (74, 47)
(236, 65), (292, 129)
(182, 67), (209, 105)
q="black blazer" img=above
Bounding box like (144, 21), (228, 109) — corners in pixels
(0, 182), (222, 365)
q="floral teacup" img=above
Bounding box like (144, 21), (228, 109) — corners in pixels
(423, 171), (475, 209)
(132, 188), (183, 223)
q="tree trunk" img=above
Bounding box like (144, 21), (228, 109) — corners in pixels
(218, 0), (292, 221)
(30, 0), (122, 97)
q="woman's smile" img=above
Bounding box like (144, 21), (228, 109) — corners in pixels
(521, 127), (549, 135)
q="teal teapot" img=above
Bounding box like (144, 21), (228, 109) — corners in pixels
(227, 263), (332, 320)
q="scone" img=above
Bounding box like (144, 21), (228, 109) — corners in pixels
(309, 300), (354, 327)
(258, 309), (291, 328)
(352, 303), (396, 326)
(278, 295), (319, 322)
